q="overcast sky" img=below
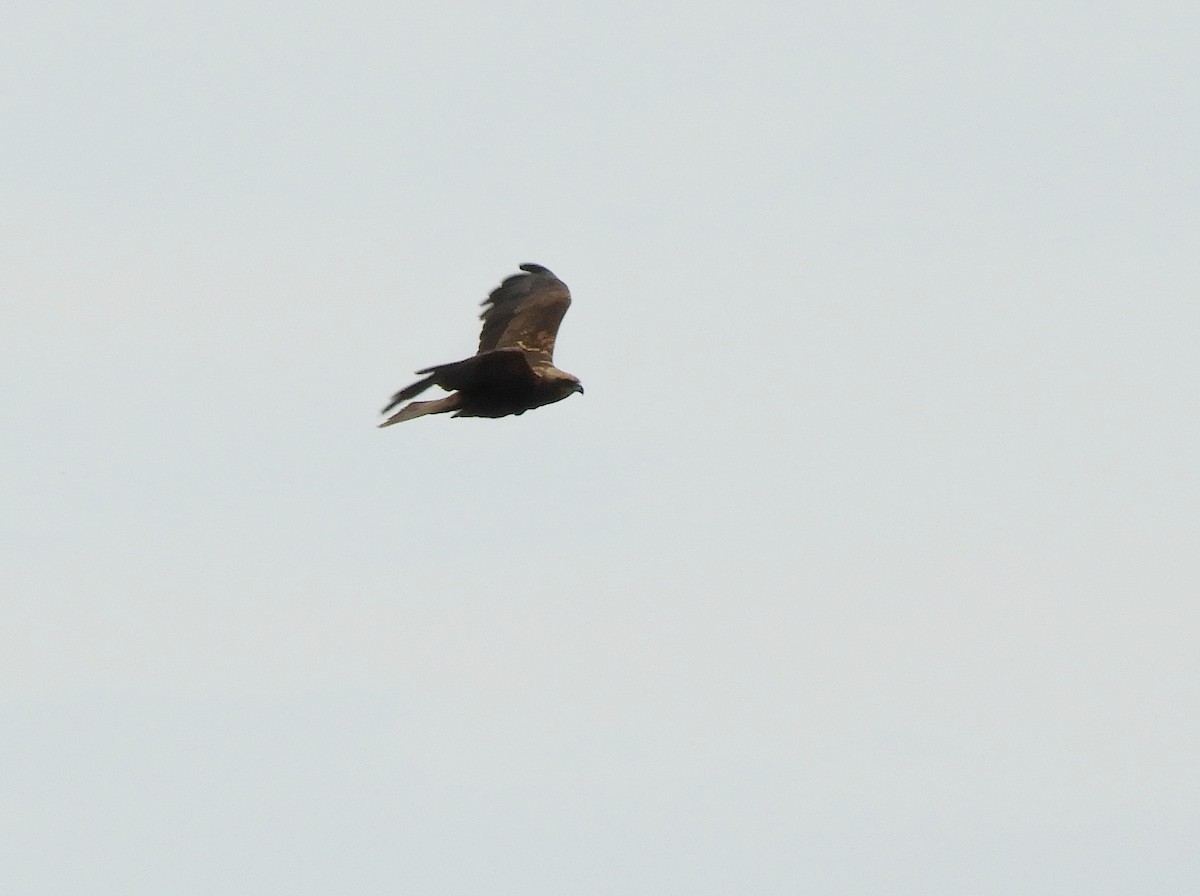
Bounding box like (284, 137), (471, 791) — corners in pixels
(3, 2), (1198, 893)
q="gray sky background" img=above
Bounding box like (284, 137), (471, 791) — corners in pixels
(3, 2), (1198, 893)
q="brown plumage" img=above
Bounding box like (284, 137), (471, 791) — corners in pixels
(379, 264), (584, 426)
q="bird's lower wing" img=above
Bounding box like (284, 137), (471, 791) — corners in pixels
(418, 348), (535, 391)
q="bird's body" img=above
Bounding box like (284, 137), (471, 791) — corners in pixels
(379, 264), (583, 426)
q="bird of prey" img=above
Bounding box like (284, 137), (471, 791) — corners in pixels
(378, 263), (584, 426)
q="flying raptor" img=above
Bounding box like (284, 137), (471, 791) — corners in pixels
(379, 264), (584, 426)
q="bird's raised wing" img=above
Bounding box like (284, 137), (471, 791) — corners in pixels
(477, 263), (572, 365)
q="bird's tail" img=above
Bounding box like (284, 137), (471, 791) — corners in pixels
(378, 393), (463, 427)
(380, 373), (438, 417)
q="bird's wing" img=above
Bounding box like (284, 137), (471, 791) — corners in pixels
(419, 348), (535, 391)
(477, 263), (572, 365)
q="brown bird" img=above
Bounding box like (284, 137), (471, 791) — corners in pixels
(379, 264), (584, 426)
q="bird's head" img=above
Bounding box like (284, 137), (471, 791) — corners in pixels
(546, 372), (585, 404)
(563, 375), (585, 398)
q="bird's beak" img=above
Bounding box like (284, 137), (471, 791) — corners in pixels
(574, 383), (585, 396)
